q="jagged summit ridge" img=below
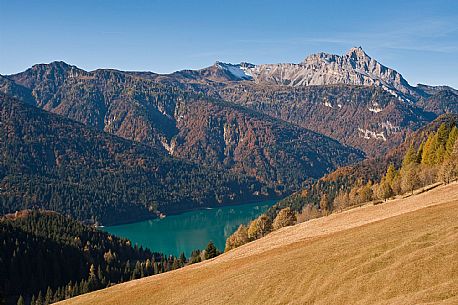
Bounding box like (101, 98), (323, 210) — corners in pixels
(345, 46), (369, 59)
(5, 50), (447, 103)
(241, 47), (417, 100)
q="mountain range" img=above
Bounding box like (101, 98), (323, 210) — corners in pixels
(170, 47), (457, 154)
(0, 47), (457, 224)
(208, 47), (417, 99)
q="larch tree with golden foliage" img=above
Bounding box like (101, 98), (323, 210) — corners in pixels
(247, 214), (272, 240)
(376, 178), (393, 201)
(400, 163), (420, 194)
(320, 193), (330, 215)
(333, 190), (349, 211)
(225, 224), (249, 251)
(272, 207), (296, 230)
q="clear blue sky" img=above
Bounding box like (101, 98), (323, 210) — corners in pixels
(1, 0), (457, 87)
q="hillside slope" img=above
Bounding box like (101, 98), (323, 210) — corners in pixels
(264, 113), (458, 220)
(0, 210), (173, 304)
(2, 49), (457, 162)
(59, 182), (458, 305)
(216, 83), (434, 156)
(0, 94), (267, 225)
(0, 65), (363, 191)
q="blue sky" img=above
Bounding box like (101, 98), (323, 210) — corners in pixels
(1, 0), (457, 87)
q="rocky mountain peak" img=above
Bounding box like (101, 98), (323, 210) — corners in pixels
(11, 61), (84, 86)
(27, 61), (83, 78)
(32, 60), (72, 70)
(345, 46), (369, 60)
(241, 47), (418, 101)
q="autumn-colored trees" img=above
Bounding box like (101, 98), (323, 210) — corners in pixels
(304, 123), (456, 218)
(247, 214), (273, 240)
(225, 214), (272, 251)
(440, 135), (458, 184)
(225, 122), (458, 254)
(332, 190), (349, 211)
(296, 204), (321, 223)
(376, 178), (393, 201)
(319, 194), (330, 215)
(400, 163), (419, 194)
(372, 123), (458, 198)
(225, 225), (249, 251)
(226, 208), (298, 251)
(272, 207), (296, 230)
(421, 124), (456, 166)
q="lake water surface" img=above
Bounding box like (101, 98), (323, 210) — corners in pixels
(104, 200), (275, 257)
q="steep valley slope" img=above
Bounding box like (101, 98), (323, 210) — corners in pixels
(0, 65), (363, 191)
(0, 94), (268, 225)
(169, 47), (457, 156)
(58, 182), (458, 305)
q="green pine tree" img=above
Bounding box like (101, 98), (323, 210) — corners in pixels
(16, 295), (25, 305)
(36, 291), (43, 305)
(88, 264), (99, 291)
(421, 133), (437, 165)
(436, 123), (450, 146)
(204, 241), (218, 260)
(402, 144), (417, 169)
(179, 252), (187, 267)
(97, 265), (106, 287)
(80, 279), (89, 294)
(445, 126), (458, 158)
(385, 164), (397, 186)
(435, 145), (446, 164)
(416, 141), (425, 163)
(172, 258), (180, 270)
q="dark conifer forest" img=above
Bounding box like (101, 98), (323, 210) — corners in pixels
(0, 210), (188, 305)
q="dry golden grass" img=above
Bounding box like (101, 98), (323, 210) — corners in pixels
(60, 182), (458, 305)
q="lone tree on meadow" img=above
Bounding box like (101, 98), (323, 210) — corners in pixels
(225, 224), (249, 251)
(204, 241), (218, 260)
(273, 207), (296, 230)
(247, 214), (272, 240)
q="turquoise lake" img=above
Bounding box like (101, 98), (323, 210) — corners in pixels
(104, 200), (276, 257)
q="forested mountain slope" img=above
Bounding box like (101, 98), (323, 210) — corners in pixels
(0, 93), (268, 225)
(264, 114), (458, 220)
(2, 48), (457, 174)
(214, 83), (434, 156)
(0, 64), (363, 191)
(166, 47), (458, 155)
(0, 210), (183, 305)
